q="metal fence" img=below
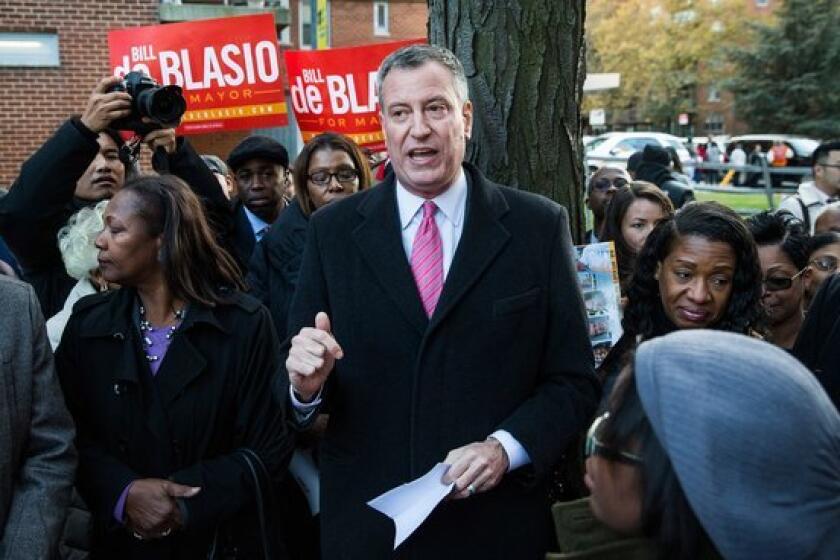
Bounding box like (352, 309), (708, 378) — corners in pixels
(584, 154), (810, 210)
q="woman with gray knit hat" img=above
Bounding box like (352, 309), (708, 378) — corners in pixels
(551, 329), (840, 559)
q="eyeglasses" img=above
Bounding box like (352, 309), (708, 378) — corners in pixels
(308, 168), (359, 187)
(817, 163), (840, 170)
(810, 255), (838, 273)
(584, 412), (643, 465)
(235, 168), (289, 186)
(591, 177), (629, 192)
(763, 267), (807, 292)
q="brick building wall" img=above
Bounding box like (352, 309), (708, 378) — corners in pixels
(0, 0), (160, 187)
(0, 0), (427, 186)
(330, 0), (426, 47)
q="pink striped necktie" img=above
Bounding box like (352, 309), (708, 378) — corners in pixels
(411, 201), (444, 318)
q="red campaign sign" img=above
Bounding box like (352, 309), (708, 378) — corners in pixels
(284, 39), (425, 150)
(108, 14), (288, 135)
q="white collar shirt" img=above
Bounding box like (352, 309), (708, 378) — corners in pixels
(243, 205), (271, 241)
(396, 167), (468, 280)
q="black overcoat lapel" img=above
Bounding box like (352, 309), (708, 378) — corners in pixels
(352, 178), (428, 335)
(429, 165), (511, 332)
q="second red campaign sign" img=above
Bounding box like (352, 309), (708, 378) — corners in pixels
(284, 39), (424, 150)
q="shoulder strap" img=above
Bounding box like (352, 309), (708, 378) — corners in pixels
(796, 196), (811, 231)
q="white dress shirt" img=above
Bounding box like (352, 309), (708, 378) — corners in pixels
(777, 181), (836, 234)
(291, 167), (532, 471)
(243, 205), (271, 241)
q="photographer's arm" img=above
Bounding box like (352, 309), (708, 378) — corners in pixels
(150, 133), (237, 262)
(0, 120), (99, 275)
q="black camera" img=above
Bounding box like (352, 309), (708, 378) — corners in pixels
(108, 71), (186, 135)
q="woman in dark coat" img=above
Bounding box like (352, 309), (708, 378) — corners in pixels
(598, 202), (763, 395)
(247, 132), (372, 340)
(246, 133), (371, 559)
(55, 174), (293, 559)
(794, 273), (840, 409)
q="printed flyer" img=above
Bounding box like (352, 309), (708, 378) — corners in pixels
(574, 242), (623, 367)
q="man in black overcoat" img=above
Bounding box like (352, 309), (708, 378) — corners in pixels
(281, 44), (600, 559)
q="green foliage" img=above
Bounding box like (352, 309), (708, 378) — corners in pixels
(727, 0), (840, 138)
(586, 0), (754, 129)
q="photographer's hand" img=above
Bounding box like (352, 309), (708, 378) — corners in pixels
(144, 128), (178, 155)
(80, 76), (132, 134)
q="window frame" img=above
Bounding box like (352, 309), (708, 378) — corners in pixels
(0, 32), (60, 67)
(373, 1), (390, 37)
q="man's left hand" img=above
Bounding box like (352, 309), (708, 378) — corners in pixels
(143, 127), (178, 154)
(443, 438), (509, 499)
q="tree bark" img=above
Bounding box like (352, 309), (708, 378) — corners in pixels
(428, 0), (587, 240)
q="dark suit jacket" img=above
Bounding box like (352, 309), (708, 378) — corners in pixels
(230, 199), (258, 271)
(793, 274), (840, 409)
(246, 198), (308, 341)
(281, 163), (600, 559)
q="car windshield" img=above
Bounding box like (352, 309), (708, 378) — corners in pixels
(587, 136), (611, 151)
(666, 139), (687, 153)
(788, 138), (819, 156)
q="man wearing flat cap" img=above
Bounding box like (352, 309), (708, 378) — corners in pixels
(227, 135), (291, 268)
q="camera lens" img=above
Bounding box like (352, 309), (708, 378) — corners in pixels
(137, 85), (186, 125)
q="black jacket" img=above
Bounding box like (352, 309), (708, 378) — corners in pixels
(246, 198), (308, 340)
(55, 287), (293, 560)
(0, 119), (233, 318)
(634, 161), (696, 209)
(793, 274), (840, 409)
(230, 199), (259, 273)
(282, 163), (600, 559)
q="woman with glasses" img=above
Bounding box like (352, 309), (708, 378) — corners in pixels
(246, 132), (371, 560)
(600, 182), (674, 292)
(598, 202), (762, 394)
(55, 175), (292, 558)
(584, 167), (631, 244)
(248, 132), (372, 340)
(746, 211), (810, 350)
(548, 330), (840, 559)
(802, 232), (840, 309)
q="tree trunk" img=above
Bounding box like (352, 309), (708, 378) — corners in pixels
(428, 0), (587, 240)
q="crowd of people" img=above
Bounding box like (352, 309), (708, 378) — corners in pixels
(0, 44), (837, 560)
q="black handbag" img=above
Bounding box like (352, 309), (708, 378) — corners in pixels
(207, 448), (284, 560)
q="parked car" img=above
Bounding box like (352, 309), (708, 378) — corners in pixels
(727, 134), (818, 187)
(585, 132), (695, 177)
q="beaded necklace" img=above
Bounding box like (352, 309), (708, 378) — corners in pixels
(139, 304), (186, 362)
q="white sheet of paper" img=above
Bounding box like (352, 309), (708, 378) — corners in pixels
(367, 463), (455, 550)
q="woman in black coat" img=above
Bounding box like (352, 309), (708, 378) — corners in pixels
(247, 132), (372, 340)
(598, 202), (764, 396)
(793, 273), (840, 409)
(55, 174), (293, 560)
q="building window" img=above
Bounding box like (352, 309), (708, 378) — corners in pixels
(277, 0), (291, 45)
(374, 1), (389, 37)
(707, 86), (721, 103)
(705, 113), (725, 134)
(0, 32), (60, 67)
(755, 0), (769, 7)
(299, 0), (313, 49)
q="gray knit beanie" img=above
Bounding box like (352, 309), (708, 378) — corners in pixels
(635, 330), (840, 559)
